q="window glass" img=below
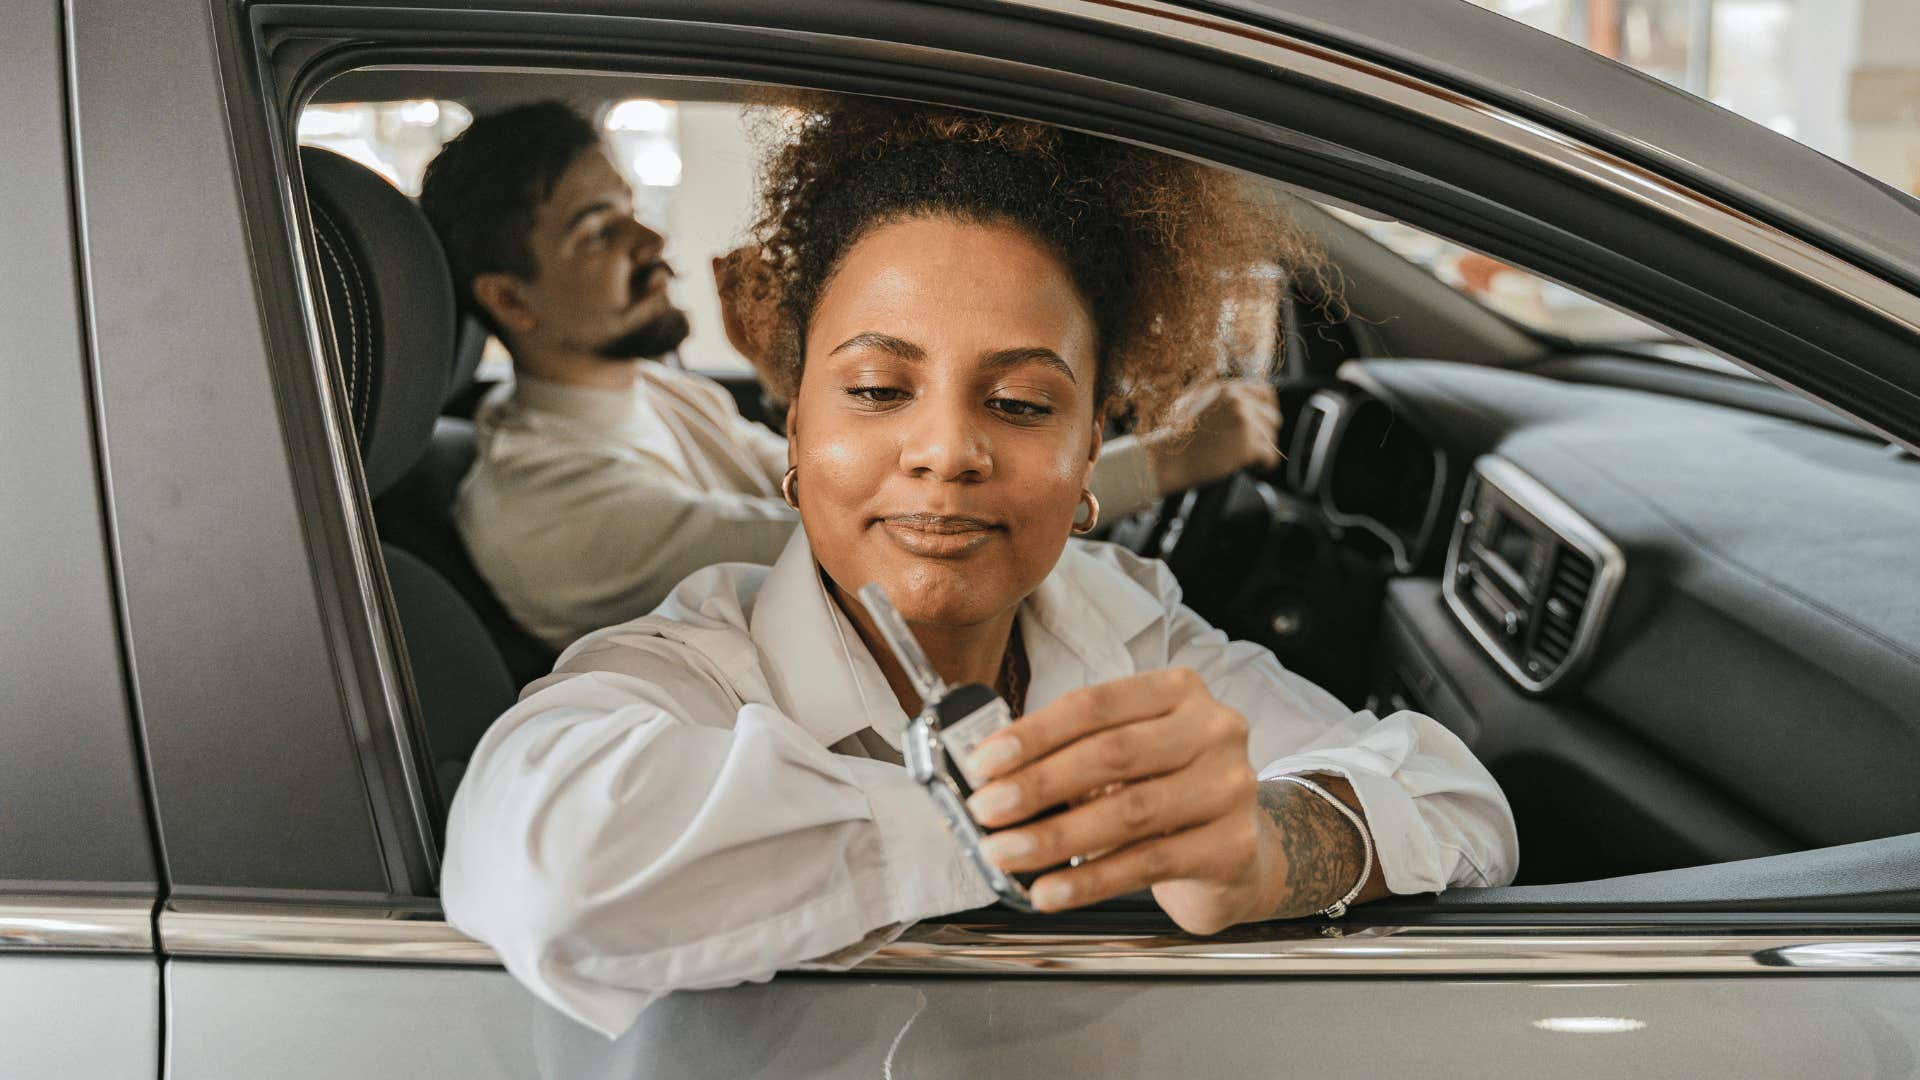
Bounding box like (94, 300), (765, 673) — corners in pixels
(1320, 206), (1673, 344)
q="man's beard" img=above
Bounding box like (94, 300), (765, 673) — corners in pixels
(594, 306), (691, 361)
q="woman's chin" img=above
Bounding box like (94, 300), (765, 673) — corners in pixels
(881, 563), (1016, 628)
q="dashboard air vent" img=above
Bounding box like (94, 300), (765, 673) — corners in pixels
(1287, 395), (1333, 494)
(1445, 456), (1624, 693)
(1527, 546), (1595, 674)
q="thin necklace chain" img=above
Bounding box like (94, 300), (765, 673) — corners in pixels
(998, 621), (1027, 718)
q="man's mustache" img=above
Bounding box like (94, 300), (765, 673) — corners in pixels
(631, 260), (675, 297)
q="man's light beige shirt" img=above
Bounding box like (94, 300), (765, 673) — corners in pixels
(456, 366), (1164, 650)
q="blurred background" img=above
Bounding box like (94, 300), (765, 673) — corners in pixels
(1467, 0), (1920, 194)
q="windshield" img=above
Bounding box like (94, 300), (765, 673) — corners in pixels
(1321, 207), (1674, 344)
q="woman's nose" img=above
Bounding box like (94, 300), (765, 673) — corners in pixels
(898, 399), (992, 482)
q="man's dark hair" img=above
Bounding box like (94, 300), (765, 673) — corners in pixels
(418, 101), (603, 339)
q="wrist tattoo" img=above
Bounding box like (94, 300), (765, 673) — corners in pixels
(1255, 780), (1365, 919)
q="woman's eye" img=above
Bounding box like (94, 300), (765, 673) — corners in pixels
(846, 386), (910, 406)
(990, 396), (1054, 419)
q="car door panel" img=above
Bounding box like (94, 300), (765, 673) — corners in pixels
(163, 959), (1920, 1078)
(3, 957), (160, 1078)
(2, 0), (157, 900)
(66, 0), (424, 898)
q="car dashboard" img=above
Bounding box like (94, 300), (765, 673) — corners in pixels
(1253, 358), (1920, 885)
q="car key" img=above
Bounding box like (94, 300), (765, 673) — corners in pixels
(859, 582), (1041, 911)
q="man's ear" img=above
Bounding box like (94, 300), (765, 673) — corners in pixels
(471, 273), (538, 337)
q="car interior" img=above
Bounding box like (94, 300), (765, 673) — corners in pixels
(296, 69), (1920, 920)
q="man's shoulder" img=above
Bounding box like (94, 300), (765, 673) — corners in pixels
(556, 560), (774, 664)
(640, 363), (747, 419)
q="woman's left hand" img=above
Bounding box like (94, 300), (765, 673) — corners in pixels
(964, 667), (1285, 935)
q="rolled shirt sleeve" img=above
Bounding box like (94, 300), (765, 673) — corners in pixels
(1087, 434), (1161, 520)
(441, 659), (992, 1038)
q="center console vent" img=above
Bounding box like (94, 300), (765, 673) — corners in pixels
(1528, 547), (1595, 672)
(1443, 457), (1624, 693)
(1287, 391), (1342, 496)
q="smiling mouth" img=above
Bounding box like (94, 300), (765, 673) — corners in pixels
(877, 514), (1004, 557)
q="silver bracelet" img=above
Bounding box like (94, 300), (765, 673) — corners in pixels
(1272, 774), (1374, 919)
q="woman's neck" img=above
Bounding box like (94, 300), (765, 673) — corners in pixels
(830, 578), (1016, 716)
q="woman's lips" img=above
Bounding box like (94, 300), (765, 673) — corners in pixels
(877, 514), (1003, 558)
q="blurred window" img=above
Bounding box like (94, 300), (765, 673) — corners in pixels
(297, 100), (473, 195)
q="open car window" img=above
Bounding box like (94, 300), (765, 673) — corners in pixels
(287, 56), (1920, 932)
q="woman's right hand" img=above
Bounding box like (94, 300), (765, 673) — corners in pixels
(962, 668), (1282, 935)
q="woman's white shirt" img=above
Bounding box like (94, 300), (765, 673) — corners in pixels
(441, 530), (1518, 1037)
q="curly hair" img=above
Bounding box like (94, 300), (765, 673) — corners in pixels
(730, 98), (1321, 428)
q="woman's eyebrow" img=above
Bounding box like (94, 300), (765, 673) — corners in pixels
(830, 331), (925, 360)
(982, 346), (1077, 384)
(829, 334), (1076, 384)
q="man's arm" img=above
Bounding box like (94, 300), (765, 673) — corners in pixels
(461, 451), (798, 648)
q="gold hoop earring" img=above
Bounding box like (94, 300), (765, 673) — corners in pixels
(1071, 489), (1100, 535)
(781, 466), (800, 510)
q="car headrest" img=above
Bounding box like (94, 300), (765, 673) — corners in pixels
(448, 314), (489, 408)
(300, 146), (454, 497)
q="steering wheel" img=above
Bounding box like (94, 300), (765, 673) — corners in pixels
(1129, 387), (1293, 577)
(1119, 282), (1343, 576)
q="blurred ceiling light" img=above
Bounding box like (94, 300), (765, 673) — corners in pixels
(396, 99), (441, 126)
(606, 99), (674, 132)
(297, 107), (365, 139)
(441, 101), (473, 135)
(1532, 1016), (1648, 1034)
(630, 144), (683, 186)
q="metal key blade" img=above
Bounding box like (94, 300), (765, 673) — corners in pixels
(857, 582), (947, 705)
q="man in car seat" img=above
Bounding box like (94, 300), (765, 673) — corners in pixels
(418, 101), (1284, 650)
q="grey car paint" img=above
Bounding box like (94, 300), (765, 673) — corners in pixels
(10, 0), (1920, 1075)
(0, 0), (157, 895)
(3, 957), (159, 1078)
(169, 963), (1920, 1078)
